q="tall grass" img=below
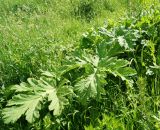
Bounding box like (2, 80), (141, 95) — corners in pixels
(0, 0), (160, 130)
(0, 0), (128, 86)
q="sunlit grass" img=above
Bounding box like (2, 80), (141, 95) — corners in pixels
(0, 0), (160, 130)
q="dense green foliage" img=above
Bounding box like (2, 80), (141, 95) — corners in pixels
(1, 0), (160, 130)
(0, 0), (128, 87)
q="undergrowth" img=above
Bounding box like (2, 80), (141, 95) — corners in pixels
(0, 0), (160, 130)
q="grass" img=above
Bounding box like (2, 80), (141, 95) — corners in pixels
(0, 0), (129, 86)
(0, 0), (160, 129)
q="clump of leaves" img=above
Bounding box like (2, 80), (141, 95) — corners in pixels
(1, 27), (136, 127)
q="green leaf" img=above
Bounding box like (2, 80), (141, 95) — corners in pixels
(73, 47), (136, 103)
(48, 85), (73, 115)
(97, 42), (124, 58)
(117, 67), (137, 77)
(2, 77), (73, 124)
(117, 36), (129, 49)
(11, 83), (33, 92)
(3, 94), (42, 123)
(99, 57), (129, 69)
(75, 72), (105, 103)
(99, 57), (136, 81)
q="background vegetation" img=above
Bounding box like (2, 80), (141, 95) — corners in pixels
(0, 0), (127, 87)
(0, 0), (160, 130)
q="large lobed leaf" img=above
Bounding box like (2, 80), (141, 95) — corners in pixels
(2, 77), (73, 124)
(74, 48), (136, 103)
(3, 94), (42, 124)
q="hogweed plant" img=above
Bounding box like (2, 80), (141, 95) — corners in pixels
(1, 4), (160, 130)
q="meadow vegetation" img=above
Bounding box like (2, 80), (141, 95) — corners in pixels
(0, 0), (160, 129)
